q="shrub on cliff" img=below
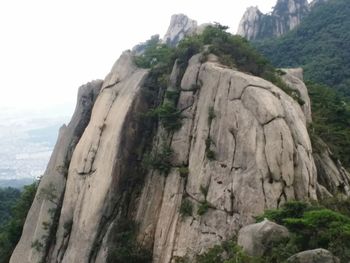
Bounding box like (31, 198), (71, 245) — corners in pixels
(257, 201), (350, 262)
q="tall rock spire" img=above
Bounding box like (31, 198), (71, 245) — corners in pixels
(237, 0), (310, 40)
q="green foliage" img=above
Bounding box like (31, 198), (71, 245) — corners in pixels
(143, 144), (173, 175)
(134, 35), (175, 71)
(148, 103), (182, 132)
(165, 90), (180, 102)
(108, 219), (151, 263)
(0, 182), (38, 263)
(31, 239), (44, 252)
(205, 137), (215, 160)
(255, 201), (309, 224)
(307, 81), (350, 168)
(258, 201), (350, 262)
(178, 166), (189, 177)
(321, 196), (350, 217)
(0, 187), (20, 226)
(200, 24), (273, 78)
(37, 183), (58, 205)
(197, 201), (210, 216)
(255, 0), (350, 97)
(180, 199), (193, 217)
(175, 36), (202, 66)
(200, 185), (209, 199)
(196, 240), (259, 263)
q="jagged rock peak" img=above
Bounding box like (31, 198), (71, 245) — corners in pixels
(237, 0), (310, 40)
(162, 14), (198, 46)
(237, 7), (263, 41)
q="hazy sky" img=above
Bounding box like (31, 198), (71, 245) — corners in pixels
(0, 0), (279, 114)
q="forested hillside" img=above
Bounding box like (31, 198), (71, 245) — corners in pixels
(255, 0), (350, 96)
(0, 183), (37, 263)
(0, 188), (20, 226)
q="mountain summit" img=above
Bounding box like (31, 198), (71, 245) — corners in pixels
(237, 0), (326, 40)
(7, 13), (350, 263)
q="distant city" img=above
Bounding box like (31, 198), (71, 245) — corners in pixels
(0, 106), (72, 188)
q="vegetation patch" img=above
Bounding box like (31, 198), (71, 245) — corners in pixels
(307, 81), (350, 169)
(255, 0), (350, 97)
(0, 182), (38, 263)
(178, 166), (189, 177)
(147, 103), (183, 132)
(205, 137), (215, 160)
(180, 199), (193, 218)
(256, 200), (350, 262)
(108, 219), (151, 263)
(143, 144), (173, 175)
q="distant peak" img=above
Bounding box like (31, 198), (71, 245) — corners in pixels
(162, 14), (198, 47)
(237, 0), (311, 40)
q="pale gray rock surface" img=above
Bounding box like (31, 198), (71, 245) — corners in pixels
(237, 0), (310, 40)
(136, 57), (317, 262)
(237, 7), (263, 41)
(287, 249), (340, 263)
(281, 68), (312, 123)
(237, 219), (290, 257)
(10, 80), (102, 263)
(163, 14), (198, 47)
(314, 139), (350, 197)
(11, 34), (349, 263)
(162, 14), (210, 47)
(47, 51), (148, 263)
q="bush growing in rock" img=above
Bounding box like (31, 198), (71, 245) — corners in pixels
(257, 201), (350, 262)
(180, 199), (193, 217)
(143, 144), (173, 175)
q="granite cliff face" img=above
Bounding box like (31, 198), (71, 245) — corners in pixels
(237, 0), (325, 40)
(10, 15), (350, 263)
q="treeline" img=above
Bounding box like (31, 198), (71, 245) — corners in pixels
(255, 0), (350, 97)
(0, 183), (37, 263)
(307, 82), (350, 168)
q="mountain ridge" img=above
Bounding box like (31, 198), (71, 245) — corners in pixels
(6, 14), (350, 263)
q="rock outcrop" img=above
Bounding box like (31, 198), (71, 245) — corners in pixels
(237, 219), (289, 257)
(237, 0), (310, 40)
(287, 249), (340, 263)
(136, 56), (318, 262)
(10, 16), (350, 263)
(47, 51), (149, 263)
(163, 14), (198, 46)
(313, 139), (350, 197)
(10, 80), (102, 263)
(162, 14), (210, 47)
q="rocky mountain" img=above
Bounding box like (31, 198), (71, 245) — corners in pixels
(9, 14), (350, 263)
(237, 0), (328, 41)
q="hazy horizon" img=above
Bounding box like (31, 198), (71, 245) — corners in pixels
(0, 0), (283, 115)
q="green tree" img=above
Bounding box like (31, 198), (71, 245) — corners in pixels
(0, 182), (38, 263)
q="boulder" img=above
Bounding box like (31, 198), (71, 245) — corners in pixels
(237, 219), (290, 257)
(287, 249), (340, 263)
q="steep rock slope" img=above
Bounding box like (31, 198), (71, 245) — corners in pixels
(11, 17), (350, 263)
(11, 80), (102, 263)
(136, 55), (318, 262)
(162, 14), (210, 46)
(237, 0), (312, 40)
(47, 52), (149, 263)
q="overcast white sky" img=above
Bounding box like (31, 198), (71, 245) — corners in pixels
(0, 0), (279, 115)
